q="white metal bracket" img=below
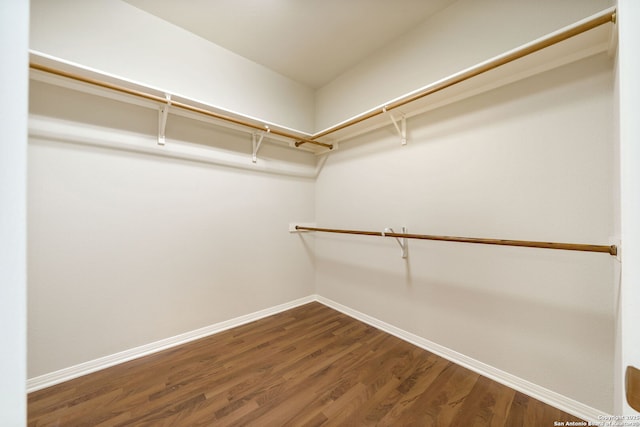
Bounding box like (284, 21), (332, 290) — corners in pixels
(158, 93), (172, 146)
(252, 126), (270, 163)
(383, 106), (406, 146)
(383, 226), (408, 258)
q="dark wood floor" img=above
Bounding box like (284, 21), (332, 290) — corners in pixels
(28, 302), (585, 426)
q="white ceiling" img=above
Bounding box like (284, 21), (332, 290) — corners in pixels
(123, 0), (458, 89)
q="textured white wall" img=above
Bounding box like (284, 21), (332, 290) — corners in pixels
(0, 1), (28, 425)
(315, 0), (614, 132)
(30, 0), (316, 133)
(27, 87), (316, 378)
(315, 54), (616, 412)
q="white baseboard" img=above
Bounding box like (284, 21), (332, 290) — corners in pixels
(27, 293), (610, 423)
(26, 295), (316, 393)
(314, 295), (611, 424)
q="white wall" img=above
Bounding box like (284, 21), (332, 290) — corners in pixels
(30, 0), (316, 133)
(617, 0), (640, 415)
(0, 0), (28, 425)
(25, 0), (624, 417)
(315, 53), (616, 412)
(27, 84), (316, 378)
(315, 0), (613, 132)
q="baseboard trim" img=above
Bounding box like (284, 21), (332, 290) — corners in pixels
(27, 295), (316, 393)
(314, 295), (610, 423)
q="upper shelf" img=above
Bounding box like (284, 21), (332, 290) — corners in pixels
(307, 7), (616, 146)
(29, 52), (330, 153)
(29, 7), (616, 155)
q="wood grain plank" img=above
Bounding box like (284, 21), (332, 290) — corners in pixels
(28, 302), (586, 426)
(449, 374), (516, 427)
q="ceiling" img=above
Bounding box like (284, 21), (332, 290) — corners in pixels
(123, 0), (458, 89)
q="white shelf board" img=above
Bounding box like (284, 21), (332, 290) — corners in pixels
(321, 18), (614, 144)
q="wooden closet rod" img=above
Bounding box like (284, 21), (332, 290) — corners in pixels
(295, 226), (618, 256)
(297, 8), (616, 146)
(29, 63), (334, 150)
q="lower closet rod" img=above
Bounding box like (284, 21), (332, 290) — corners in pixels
(295, 226), (617, 256)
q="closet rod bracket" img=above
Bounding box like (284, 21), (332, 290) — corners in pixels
(383, 226), (408, 258)
(252, 126), (270, 163)
(158, 93), (172, 146)
(383, 106), (406, 146)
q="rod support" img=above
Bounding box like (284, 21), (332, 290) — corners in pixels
(252, 126), (270, 163)
(383, 106), (407, 145)
(383, 227), (408, 258)
(158, 93), (172, 145)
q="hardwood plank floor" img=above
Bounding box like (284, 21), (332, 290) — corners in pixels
(28, 302), (585, 426)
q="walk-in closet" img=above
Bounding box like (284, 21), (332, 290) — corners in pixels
(2, 0), (640, 425)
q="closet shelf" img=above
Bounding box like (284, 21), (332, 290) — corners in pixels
(308, 7), (616, 145)
(29, 7), (615, 153)
(29, 52), (333, 154)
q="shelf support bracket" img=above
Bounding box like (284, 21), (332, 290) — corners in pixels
(382, 226), (408, 259)
(158, 93), (172, 146)
(252, 126), (270, 163)
(383, 107), (406, 146)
